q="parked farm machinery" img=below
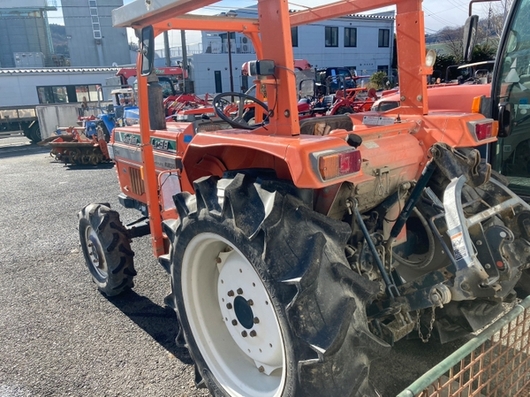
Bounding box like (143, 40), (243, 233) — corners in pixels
(76, 0), (530, 396)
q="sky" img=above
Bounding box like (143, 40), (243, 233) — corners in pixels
(200, 0), (496, 34)
(45, 0), (500, 47)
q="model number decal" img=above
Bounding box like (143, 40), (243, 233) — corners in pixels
(115, 131), (141, 146)
(151, 138), (176, 153)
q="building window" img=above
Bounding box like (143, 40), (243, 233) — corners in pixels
(88, 0), (97, 7)
(37, 84), (101, 104)
(90, 8), (98, 16)
(325, 26), (338, 47)
(378, 29), (390, 47)
(37, 86), (68, 103)
(344, 27), (357, 47)
(291, 27), (298, 47)
(93, 30), (102, 39)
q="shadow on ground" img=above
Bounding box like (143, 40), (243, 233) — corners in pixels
(0, 144), (49, 159)
(106, 290), (193, 365)
(64, 162), (115, 171)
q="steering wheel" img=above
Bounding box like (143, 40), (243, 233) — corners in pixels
(212, 92), (269, 130)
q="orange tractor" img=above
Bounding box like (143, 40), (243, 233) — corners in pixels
(78, 0), (530, 396)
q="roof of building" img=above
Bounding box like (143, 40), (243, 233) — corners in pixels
(233, 7), (395, 20)
(0, 67), (119, 74)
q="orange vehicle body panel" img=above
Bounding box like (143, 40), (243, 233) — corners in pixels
(111, 0), (498, 256)
(375, 84), (491, 113)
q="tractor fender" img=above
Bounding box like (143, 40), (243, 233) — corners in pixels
(181, 131), (360, 189)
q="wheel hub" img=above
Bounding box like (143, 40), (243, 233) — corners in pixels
(216, 249), (282, 375)
(233, 296), (255, 329)
(84, 226), (107, 278)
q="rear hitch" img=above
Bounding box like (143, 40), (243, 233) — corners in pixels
(353, 202), (400, 298)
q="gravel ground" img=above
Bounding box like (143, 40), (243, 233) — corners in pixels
(0, 142), (476, 397)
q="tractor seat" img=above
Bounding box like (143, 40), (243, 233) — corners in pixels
(300, 114), (353, 136)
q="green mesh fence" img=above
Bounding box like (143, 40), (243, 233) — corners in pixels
(397, 296), (530, 397)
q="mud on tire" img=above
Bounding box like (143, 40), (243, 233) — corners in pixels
(165, 173), (386, 397)
(78, 203), (136, 296)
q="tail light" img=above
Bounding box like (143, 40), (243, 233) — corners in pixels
(468, 119), (498, 141)
(316, 149), (362, 181)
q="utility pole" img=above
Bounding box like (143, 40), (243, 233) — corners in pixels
(163, 31), (171, 67)
(181, 30), (189, 93)
(227, 32), (234, 92)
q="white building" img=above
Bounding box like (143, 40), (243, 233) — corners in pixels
(62, 0), (130, 67)
(0, 68), (120, 106)
(179, 8), (394, 95)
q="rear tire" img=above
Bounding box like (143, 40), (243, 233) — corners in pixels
(167, 173), (385, 397)
(27, 122), (41, 144)
(78, 203), (136, 296)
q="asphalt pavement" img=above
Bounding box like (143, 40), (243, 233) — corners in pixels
(0, 141), (465, 397)
(0, 142), (209, 397)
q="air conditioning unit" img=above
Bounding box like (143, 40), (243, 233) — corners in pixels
(239, 36), (252, 53)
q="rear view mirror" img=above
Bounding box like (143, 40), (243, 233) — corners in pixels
(140, 26), (154, 76)
(463, 15), (478, 62)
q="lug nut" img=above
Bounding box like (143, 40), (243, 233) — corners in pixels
(237, 288), (243, 295)
(216, 257), (222, 263)
(227, 290), (234, 297)
(226, 303), (233, 309)
(250, 330), (257, 337)
(241, 331), (248, 337)
(248, 299), (254, 306)
(258, 366), (265, 373)
(232, 319), (238, 326)
(253, 317), (259, 324)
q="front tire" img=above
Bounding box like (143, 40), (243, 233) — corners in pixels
(78, 203), (136, 296)
(167, 174), (385, 397)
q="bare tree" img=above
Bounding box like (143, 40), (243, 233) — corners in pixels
(489, 0), (514, 38)
(439, 26), (464, 63)
(433, 2), (512, 64)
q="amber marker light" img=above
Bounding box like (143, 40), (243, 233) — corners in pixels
(471, 96), (482, 113)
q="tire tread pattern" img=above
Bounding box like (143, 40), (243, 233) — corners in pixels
(168, 173), (387, 397)
(78, 203), (136, 296)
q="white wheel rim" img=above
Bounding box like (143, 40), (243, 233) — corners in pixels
(84, 225), (108, 279)
(181, 232), (286, 397)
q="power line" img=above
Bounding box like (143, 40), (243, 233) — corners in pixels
(445, 0), (469, 13)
